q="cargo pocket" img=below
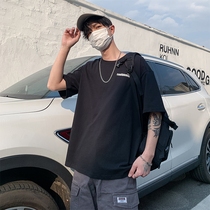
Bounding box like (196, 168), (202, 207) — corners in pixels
(113, 191), (139, 209)
(70, 182), (80, 209)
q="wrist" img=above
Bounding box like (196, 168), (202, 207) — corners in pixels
(60, 45), (71, 52)
(141, 152), (154, 163)
(139, 155), (152, 167)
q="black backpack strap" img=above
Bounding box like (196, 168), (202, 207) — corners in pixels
(125, 53), (144, 130)
(162, 115), (178, 130)
(125, 53), (143, 96)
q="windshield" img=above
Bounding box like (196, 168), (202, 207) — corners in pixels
(0, 56), (96, 99)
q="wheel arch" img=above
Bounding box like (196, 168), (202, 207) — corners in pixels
(196, 121), (210, 163)
(0, 154), (72, 209)
(201, 121), (210, 152)
(190, 121), (210, 183)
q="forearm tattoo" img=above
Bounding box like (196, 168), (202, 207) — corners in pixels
(148, 113), (162, 138)
(148, 117), (151, 130)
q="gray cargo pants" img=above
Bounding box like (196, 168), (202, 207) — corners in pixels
(70, 170), (139, 210)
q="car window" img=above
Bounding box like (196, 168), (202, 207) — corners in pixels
(154, 63), (190, 95)
(146, 61), (161, 92)
(0, 56), (94, 99)
(45, 91), (61, 98)
(183, 71), (200, 91)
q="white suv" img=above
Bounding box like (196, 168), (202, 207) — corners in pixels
(0, 54), (210, 210)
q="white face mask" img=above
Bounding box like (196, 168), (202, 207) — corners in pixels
(89, 27), (113, 51)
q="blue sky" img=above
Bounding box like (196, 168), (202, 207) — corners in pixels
(85, 0), (210, 49)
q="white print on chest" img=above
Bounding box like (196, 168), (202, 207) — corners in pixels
(117, 197), (127, 203)
(116, 73), (130, 78)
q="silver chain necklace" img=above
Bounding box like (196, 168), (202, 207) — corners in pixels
(99, 51), (122, 83)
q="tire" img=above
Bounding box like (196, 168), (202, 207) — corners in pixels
(191, 129), (210, 183)
(0, 181), (59, 210)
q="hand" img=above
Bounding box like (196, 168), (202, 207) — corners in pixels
(128, 156), (151, 179)
(61, 27), (81, 49)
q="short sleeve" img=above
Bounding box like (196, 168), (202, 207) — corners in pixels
(141, 70), (165, 114)
(59, 68), (82, 99)
(136, 55), (165, 114)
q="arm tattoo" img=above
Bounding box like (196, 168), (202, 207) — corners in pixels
(153, 127), (160, 138)
(148, 113), (162, 138)
(152, 113), (161, 127)
(148, 116), (152, 130)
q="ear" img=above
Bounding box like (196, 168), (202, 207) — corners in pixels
(109, 25), (115, 35)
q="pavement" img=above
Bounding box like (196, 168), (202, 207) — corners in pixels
(191, 195), (210, 210)
(138, 173), (210, 210)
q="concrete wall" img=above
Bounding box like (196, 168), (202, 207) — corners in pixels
(1, 0), (210, 93)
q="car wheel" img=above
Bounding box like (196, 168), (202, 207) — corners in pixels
(0, 180), (59, 210)
(191, 129), (210, 183)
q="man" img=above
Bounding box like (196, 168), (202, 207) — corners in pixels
(47, 10), (165, 210)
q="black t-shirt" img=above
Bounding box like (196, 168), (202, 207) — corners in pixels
(59, 53), (165, 180)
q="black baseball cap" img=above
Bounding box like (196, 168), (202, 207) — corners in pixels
(77, 10), (108, 31)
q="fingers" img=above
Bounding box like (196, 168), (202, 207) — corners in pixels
(65, 27), (80, 36)
(128, 164), (136, 178)
(128, 157), (151, 179)
(75, 28), (81, 38)
(128, 167), (143, 179)
(75, 27), (80, 34)
(69, 27), (75, 35)
(133, 166), (146, 179)
(133, 169), (142, 179)
(64, 27), (74, 35)
(62, 28), (81, 48)
(128, 163), (143, 179)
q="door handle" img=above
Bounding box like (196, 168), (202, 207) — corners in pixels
(197, 103), (205, 111)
